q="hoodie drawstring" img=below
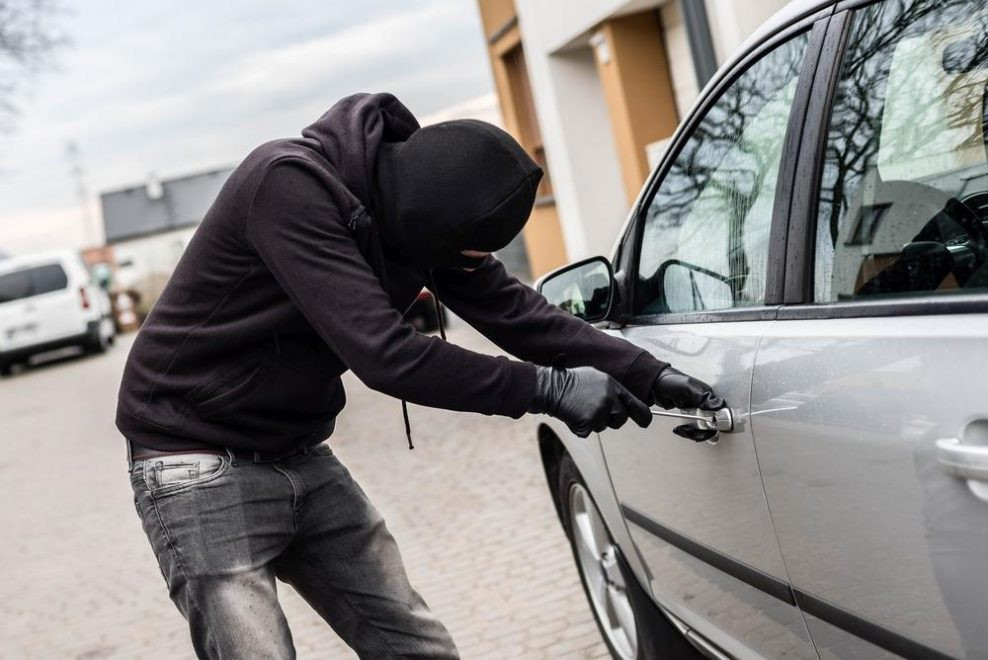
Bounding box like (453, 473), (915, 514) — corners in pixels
(401, 270), (446, 450)
(402, 400), (413, 450)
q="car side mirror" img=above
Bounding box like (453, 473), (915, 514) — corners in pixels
(536, 256), (614, 322)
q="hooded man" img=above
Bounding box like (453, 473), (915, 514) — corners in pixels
(118, 93), (723, 658)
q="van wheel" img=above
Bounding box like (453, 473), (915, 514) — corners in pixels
(0, 361), (13, 377)
(87, 318), (114, 354)
(557, 454), (700, 660)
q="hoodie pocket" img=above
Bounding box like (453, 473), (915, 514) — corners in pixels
(192, 363), (267, 416)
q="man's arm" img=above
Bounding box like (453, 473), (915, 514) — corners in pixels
(247, 162), (537, 418)
(430, 257), (668, 404)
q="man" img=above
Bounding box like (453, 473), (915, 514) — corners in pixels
(119, 93), (723, 658)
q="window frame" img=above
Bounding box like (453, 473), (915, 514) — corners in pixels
(779, 0), (988, 320)
(615, 7), (834, 327)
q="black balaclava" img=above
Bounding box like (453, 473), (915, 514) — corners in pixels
(372, 119), (544, 270)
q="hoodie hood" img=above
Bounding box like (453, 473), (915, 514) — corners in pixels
(301, 92), (419, 210)
(302, 93), (542, 270)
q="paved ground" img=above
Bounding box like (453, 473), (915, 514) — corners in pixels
(0, 323), (608, 659)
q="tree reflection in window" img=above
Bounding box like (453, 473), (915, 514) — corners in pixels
(637, 33), (809, 315)
(815, 0), (988, 301)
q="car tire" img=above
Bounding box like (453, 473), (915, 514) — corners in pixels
(0, 361), (12, 378)
(557, 454), (701, 660)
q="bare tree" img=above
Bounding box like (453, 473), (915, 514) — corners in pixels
(0, 0), (66, 132)
(820, 0), (988, 245)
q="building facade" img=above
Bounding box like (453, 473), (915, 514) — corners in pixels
(477, 0), (792, 276)
(100, 167), (232, 312)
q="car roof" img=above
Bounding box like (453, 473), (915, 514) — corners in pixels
(0, 249), (82, 275)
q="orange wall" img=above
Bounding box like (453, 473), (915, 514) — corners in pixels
(595, 11), (680, 204)
(477, 0), (568, 277)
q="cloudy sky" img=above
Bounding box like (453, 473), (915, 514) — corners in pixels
(0, 0), (496, 255)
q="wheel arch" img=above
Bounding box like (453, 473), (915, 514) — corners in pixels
(535, 421), (651, 589)
(537, 422), (567, 528)
(542, 423), (707, 659)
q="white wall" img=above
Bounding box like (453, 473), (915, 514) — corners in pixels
(660, 1), (700, 121)
(705, 0), (792, 64)
(516, 0), (634, 260)
(112, 227), (198, 310)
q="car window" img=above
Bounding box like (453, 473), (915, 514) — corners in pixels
(814, 0), (988, 302)
(0, 269), (32, 304)
(635, 32), (810, 315)
(30, 264), (68, 295)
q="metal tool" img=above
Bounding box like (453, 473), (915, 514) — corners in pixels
(650, 407), (735, 433)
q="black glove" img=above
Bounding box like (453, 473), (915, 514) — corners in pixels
(529, 366), (652, 438)
(652, 366), (724, 411)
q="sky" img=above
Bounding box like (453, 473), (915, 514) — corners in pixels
(0, 0), (497, 256)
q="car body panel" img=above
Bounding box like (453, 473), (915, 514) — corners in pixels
(536, 415), (651, 587)
(752, 314), (988, 658)
(0, 280), (41, 352)
(602, 322), (817, 659)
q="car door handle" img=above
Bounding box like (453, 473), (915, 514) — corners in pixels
(935, 437), (988, 482)
(651, 407), (736, 433)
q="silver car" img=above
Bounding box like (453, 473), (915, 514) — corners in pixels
(534, 0), (988, 657)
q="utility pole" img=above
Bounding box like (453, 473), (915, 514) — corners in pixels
(66, 140), (100, 247)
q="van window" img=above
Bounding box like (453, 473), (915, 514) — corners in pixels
(814, 0), (988, 302)
(30, 264), (69, 295)
(0, 270), (32, 303)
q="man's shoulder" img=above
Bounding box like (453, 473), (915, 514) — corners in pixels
(239, 138), (327, 180)
(237, 138), (357, 205)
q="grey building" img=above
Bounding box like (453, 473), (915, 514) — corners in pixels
(101, 167), (232, 244)
(100, 167), (232, 311)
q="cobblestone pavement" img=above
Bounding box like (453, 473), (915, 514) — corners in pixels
(0, 322), (608, 659)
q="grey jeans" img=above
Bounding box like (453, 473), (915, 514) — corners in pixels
(128, 442), (458, 659)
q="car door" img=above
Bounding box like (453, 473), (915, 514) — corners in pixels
(752, 1), (988, 657)
(27, 262), (78, 343)
(599, 17), (825, 660)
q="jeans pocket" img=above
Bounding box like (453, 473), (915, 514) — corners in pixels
(142, 453), (231, 499)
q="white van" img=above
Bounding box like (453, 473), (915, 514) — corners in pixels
(0, 250), (116, 376)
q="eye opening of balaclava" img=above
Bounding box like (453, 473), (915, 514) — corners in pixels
(372, 119), (544, 270)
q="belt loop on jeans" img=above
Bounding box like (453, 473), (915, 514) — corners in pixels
(225, 446), (238, 467)
(126, 439), (134, 471)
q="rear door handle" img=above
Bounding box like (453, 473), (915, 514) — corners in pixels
(936, 437), (988, 482)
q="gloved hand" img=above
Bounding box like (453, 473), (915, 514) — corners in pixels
(652, 366), (724, 411)
(529, 366), (652, 438)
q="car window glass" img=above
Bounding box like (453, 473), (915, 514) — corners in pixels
(814, 0), (988, 302)
(30, 264), (68, 295)
(636, 32), (809, 314)
(0, 270), (32, 304)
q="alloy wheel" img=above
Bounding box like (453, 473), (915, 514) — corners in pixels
(569, 482), (638, 659)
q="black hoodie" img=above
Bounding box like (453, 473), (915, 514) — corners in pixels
(115, 93), (667, 453)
